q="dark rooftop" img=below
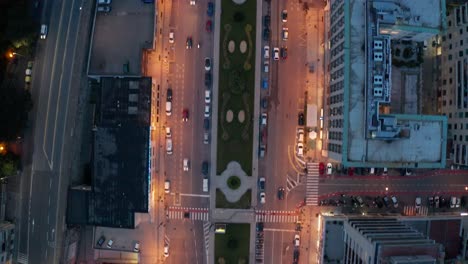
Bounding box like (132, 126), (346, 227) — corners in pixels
(90, 77), (151, 228)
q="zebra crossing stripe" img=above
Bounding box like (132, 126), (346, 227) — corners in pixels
(17, 253), (28, 264)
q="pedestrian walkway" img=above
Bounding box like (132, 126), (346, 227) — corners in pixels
(166, 206), (209, 221)
(306, 162), (319, 205)
(203, 222), (211, 260)
(403, 205), (428, 216)
(286, 174), (299, 192)
(255, 210), (299, 223)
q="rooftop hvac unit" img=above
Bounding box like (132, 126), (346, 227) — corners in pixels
(373, 75), (383, 84)
(374, 52), (383, 61)
(374, 87), (383, 97)
(373, 40), (383, 50)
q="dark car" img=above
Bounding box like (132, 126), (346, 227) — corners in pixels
(298, 112), (304, 126)
(293, 249), (300, 263)
(186, 36), (193, 49)
(277, 187), (285, 200)
(97, 236), (106, 247)
(263, 28), (270, 41)
(382, 196), (390, 207)
(205, 72), (212, 86)
(261, 98), (268, 109)
(202, 161), (209, 175)
(204, 118), (210, 130)
(256, 222), (264, 232)
(374, 196), (384, 208)
(167, 88), (173, 101)
(207, 2), (214, 16)
(182, 108), (189, 122)
(319, 162), (325, 175)
(280, 46), (288, 60)
(428, 196), (434, 207)
(263, 15), (270, 27)
(206, 20), (212, 32)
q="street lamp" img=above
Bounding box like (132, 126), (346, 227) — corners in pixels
(385, 187), (388, 191)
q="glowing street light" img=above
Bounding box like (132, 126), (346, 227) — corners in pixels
(385, 187), (388, 191)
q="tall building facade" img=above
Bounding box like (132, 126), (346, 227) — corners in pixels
(439, 2), (468, 166)
(323, 0), (447, 169)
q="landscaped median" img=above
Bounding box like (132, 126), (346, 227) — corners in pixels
(216, 0), (256, 177)
(215, 223), (250, 264)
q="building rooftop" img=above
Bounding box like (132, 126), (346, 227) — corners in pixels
(342, 0), (447, 168)
(90, 77), (151, 228)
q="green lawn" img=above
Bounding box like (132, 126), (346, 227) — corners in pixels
(214, 223), (250, 264)
(216, 0), (256, 176)
(216, 189), (251, 209)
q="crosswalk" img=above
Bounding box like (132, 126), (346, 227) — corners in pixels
(17, 253), (28, 264)
(286, 175), (299, 191)
(203, 222), (211, 259)
(306, 162), (319, 205)
(403, 205), (428, 216)
(166, 207), (209, 221)
(255, 210), (299, 223)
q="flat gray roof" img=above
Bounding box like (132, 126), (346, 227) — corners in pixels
(88, 0), (154, 76)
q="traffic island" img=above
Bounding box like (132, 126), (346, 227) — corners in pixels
(214, 223), (250, 264)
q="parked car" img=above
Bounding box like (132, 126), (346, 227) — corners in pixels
(256, 222), (264, 232)
(434, 196), (440, 208)
(326, 163), (332, 174)
(203, 132), (210, 144)
(205, 90), (211, 104)
(264, 46), (270, 59)
(204, 118), (210, 130)
(204, 57), (211, 71)
(415, 197), (421, 210)
(166, 101), (172, 116)
(281, 10), (288, 22)
(98, 0), (111, 4)
(260, 192), (266, 204)
(282, 27), (288, 40)
(164, 244), (169, 257)
(297, 128), (304, 143)
(264, 60), (269, 73)
(262, 78), (268, 89)
(391, 195), (398, 208)
(164, 180), (170, 193)
(273, 47), (280, 61)
(205, 20), (212, 32)
(202, 161), (209, 175)
(167, 87), (173, 101)
(97, 236), (106, 247)
(261, 98), (268, 109)
(263, 15), (271, 27)
(298, 112), (304, 126)
(107, 239), (114, 248)
(280, 46), (288, 60)
(259, 177), (265, 191)
(133, 242), (140, 252)
(183, 158), (190, 171)
(297, 142), (304, 156)
(204, 104), (211, 117)
(166, 139), (173, 154)
(450, 196), (457, 208)
(356, 196), (364, 207)
(383, 196), (390, 207)
(319, 162), (325, 175)
(165, 127), (171, 138)
(261, 113), (267, 125)
(263, 27), (270, 41)
(205, 72), (212, 86)
(97, 5), (111, 12)
(207, 2), (214, 16)
(428, 196), (434, 207)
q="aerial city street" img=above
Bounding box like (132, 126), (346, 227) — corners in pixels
(0, 0), (468, 263)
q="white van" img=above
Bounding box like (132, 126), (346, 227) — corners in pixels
(166, 101), (172, 116)
(203, 178), (209, 192)
(166, 139), (173, 154)
(164, 180), (170, 193)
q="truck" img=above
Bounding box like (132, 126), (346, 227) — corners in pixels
(306, 104), (317, 127)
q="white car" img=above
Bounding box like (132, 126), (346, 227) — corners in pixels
(203, 132), (210, 144)
(297, 128), (304, 143)
(164, 244), (169, 257)
(282, 27), (288, 41)
(165, 127), (172, 138)
(164, 180), (170, 194)
(204, 104), (211, 117)
(107, 239), (114, 248)
(415, 197), (421, 210)
(326, 163), (332, 174)
(40, 24), (48, 39)
(273, 47), (280, 61)
(133, 242), (140, 252)
(204, 57), (211, 71)
(261, 113), (267, 126)
(450, 197), (456, 208)
(190, 0), (196, 5)
(259, 192), (266, 204)
(183, 158), (190, 171)
(169, 31), (175, 43)
(264, 60), (269, 73)
(297, 142), (304, 156)
(391, 195), (398, 208)
(294, 234), (300, 247)
(166, 139), (173, 154)
(264, 45), (270, 59)
(205, 90), (211, 104)
(166, 101), (172, 116)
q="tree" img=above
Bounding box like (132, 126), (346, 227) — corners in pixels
(0, 153), (19, 178)
(233, 12), (245, 23)
(0, 87), (32, 140)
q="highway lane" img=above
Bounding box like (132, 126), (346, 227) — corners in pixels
(19, 0), (86, 263)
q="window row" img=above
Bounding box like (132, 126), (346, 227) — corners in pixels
(329, 131), (343, 140)
(330, 80), (344, 93)
(328, 143), (342, 154)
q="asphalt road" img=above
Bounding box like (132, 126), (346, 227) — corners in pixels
(18, 0), (86, 263)
(153, 0), (214, 263)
